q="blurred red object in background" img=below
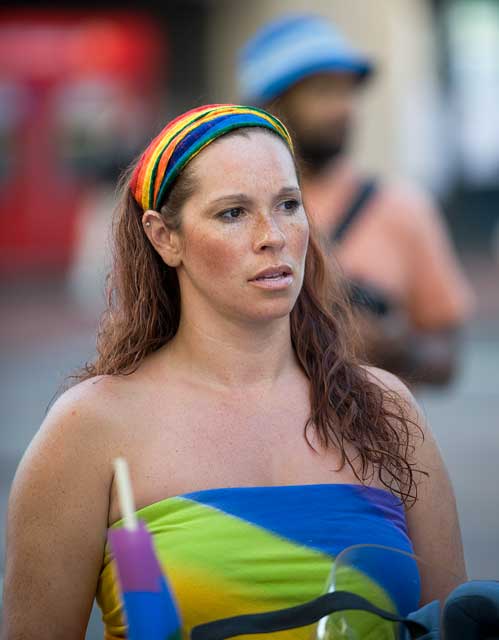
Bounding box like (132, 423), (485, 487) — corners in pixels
(0, 10), (165, 277)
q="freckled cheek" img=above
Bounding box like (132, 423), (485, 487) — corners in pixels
(183, 228), (245, 279)
(286, 220), (310, 264)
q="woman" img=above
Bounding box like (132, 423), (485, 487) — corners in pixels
(2, 105), (466, 639)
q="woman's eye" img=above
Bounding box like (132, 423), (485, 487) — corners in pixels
(219, 207), (244, 221)
(281, 199), (300, 212)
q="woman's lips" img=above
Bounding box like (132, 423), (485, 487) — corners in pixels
(250, 264), (292, 279)
(249, 268), (294, 290)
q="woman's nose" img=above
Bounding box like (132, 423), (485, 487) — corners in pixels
(253, 213), (286, 252)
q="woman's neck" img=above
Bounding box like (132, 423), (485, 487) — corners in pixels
(158, 308), (298, 391)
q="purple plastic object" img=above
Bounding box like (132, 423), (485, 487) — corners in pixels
(108, 519), (182, 640)
(108, 521), (163, 591)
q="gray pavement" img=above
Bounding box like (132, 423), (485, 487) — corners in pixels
(419, 333), (499, 580)
(0, 269), (498, 638)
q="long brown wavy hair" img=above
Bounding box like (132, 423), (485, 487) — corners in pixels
(76, 128), (424, 506)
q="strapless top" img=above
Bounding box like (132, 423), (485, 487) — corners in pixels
(96, 484), (420, 639)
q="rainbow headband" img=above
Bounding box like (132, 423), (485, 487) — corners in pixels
(130, 104), (294, 212)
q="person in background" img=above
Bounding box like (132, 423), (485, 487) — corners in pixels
(238, 14), (474, 387)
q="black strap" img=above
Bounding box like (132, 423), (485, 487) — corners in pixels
(330, 178), (378, 244)
(348, 280), (392, 316)
(191, 590), (429, 640)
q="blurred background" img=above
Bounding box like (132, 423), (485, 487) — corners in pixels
(0, 1), (498, 637)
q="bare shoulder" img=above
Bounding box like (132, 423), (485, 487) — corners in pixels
(363, 366), (452, 515)
(11, 376), (144, 532)
(50, 373), (135, 420)
(33, 375), (132, 454)
(2, 374), (138, 638)
(376, 180), (443, 234)
(362, 363), (410, 392)
(362, 366), (456, 496)
(362, 365), (420, 411)
(11, 373), (143, 519)
(361, 367), (466, 594)
(362, 365), (430, 444)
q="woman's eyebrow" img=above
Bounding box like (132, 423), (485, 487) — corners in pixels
(209, 193), (253, 206)
(276, 186), (301, 197)
(209, 186), (301, 206)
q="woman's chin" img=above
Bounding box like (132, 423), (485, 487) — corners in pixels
(238, 299), (297, 324)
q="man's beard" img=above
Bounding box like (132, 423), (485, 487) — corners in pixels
(294, 122), (351, 174)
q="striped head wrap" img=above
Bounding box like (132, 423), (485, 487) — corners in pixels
(130, 103), (293, 212)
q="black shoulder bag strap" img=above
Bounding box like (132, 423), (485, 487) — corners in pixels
(330, 178), (378, 245)
(191, 590), (429, 640)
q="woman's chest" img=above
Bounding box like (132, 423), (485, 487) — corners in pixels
(100, 484), (416, 638)
(107, 391), (358, 525)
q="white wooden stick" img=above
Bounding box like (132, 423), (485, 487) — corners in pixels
(113, 457), (138, 531)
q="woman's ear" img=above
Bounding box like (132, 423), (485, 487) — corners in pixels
(142, 210), (183, 267)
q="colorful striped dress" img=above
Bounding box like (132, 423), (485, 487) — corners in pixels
(97, 484), (420, 639)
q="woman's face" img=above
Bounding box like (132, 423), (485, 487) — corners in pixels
(172, 130), (309, 324)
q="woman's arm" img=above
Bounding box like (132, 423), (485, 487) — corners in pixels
(404, 402), (467, 605)
(369, 367), (467, 605)
(1, 383), (114, 640)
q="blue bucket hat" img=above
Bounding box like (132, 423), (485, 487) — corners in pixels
(238, 14), (374, 106)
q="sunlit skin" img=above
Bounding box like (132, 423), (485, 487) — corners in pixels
(142, 131), (310, 389)
(1, 128), (466, 640)
(146, 131), (309, 326)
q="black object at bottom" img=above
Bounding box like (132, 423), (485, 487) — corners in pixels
(191, 590), (429, 640)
